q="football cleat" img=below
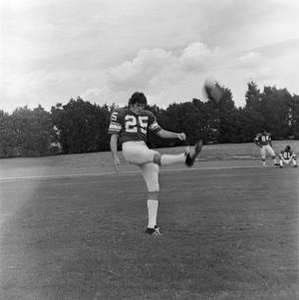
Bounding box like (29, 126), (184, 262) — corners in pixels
(279, 165), (283, 168)
(185, 140), (203, 167)
(145, 226), (162, 236)
(294, 165), (298, 168)
(274, 162), (280, 166)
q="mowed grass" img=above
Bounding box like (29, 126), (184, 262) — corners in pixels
(0, 141), (299, 300)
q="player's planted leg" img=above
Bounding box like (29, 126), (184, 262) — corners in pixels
(146, 198), (158, 229)
(145, 226), (162, 236)
(141, 164), (163, 236)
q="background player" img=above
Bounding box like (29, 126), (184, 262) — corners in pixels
(279, 145), (297, 168)
(254, 130), (279, 167)
(108, 92), (202, 236)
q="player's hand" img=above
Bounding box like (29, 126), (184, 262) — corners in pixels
(177, 132), (186, 141)
(113, 156), (120, 173)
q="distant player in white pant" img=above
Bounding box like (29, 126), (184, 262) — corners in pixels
(254, 130), (279, 167)
(279, 145), (297, 168)
(109, 92), (202, 236)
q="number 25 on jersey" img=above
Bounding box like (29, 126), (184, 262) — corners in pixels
(125, 115), (148, 134)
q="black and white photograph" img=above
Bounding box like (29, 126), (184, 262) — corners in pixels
(1, 1), (299, 299)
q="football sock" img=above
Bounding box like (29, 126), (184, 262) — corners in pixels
(160, 153), (185, 165)
(147, 199), (158, 229)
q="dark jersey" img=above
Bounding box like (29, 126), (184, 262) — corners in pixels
(108, 108), (161, 144)
(254, 132), (271, 146)
(280, 149), (295, 160)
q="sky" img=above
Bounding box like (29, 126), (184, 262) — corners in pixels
(1, 0), (299, 113)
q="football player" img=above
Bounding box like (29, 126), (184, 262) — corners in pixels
(254, 130), (279, 167)
(108, 92), (203, 236)
(279, 145), (297, 168)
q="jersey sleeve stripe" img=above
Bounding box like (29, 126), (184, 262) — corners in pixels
(148, 122), (161, 132)
(109, 123), (122, 132)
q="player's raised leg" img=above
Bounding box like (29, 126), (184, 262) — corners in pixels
(185, 140), (203, 167)
(154, 140), (203, 167)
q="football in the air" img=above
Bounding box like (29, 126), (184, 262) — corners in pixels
(203, 78), (222, 103)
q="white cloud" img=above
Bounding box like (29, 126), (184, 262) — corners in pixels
(106, 42), (218, 94)
(234, 52), (263, 69)
(107, 48), (175, 91)
(178, 42), (218, 71)
(1, 0), (299, 112)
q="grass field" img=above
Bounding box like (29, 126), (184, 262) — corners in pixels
(0, 141), (298, 300)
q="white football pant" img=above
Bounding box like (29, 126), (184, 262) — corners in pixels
(122, 141), (159, 192)
(261, 145), (275, 159)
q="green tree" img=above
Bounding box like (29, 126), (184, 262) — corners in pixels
(287, 94), (299, 138)
(216, 86), (239, 143)
(245, 81), (262, 111)
(192, 98), (219, 144)
(0, 110), (18, 157)
(243, 81), (265, 140)
(51, 97), (110, 154)
(10, 105), (56, 157)
(260, 86), (292, 139)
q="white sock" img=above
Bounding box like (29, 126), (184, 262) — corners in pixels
(147, 199), (158, 228)
(160, 153), (185, 166)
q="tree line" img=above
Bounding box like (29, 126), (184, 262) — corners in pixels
(1, 81), (299, 158)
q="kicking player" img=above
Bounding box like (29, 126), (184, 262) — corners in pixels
(254, 130), (279, 167)
(279, 145), (297, 168)
(108, 92), (202, 236)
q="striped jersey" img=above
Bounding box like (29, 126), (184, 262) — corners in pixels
(108, 108), (161, 144)
(254, 132), (271, 146)
(280, 149), (295, 160)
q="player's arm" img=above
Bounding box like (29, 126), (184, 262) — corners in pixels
(289, 152), (295, 160)
(254, 137), (262, 148)
(156, 129), (186, 141)
(110, 134), (120, 172)
(108, 109), (122, 173)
